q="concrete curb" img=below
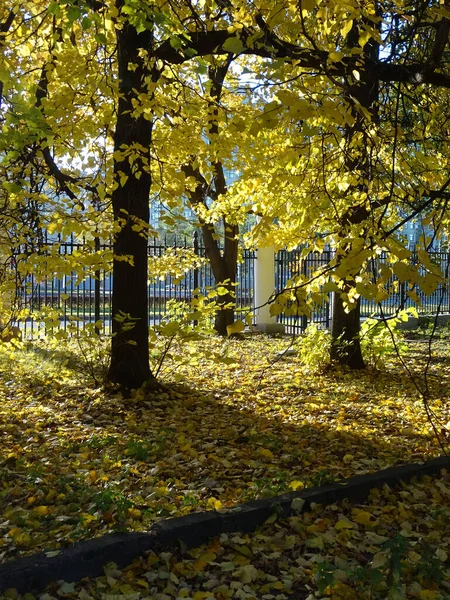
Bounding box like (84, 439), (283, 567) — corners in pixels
(1, 455), (449, 593)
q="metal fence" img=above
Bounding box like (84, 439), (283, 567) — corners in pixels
(11, 235), (450, 338)
(360, 251), (450, 317)
(275, 249), (332, 332)
(276, 248), (450, 322)
(15, 233), (256, 338)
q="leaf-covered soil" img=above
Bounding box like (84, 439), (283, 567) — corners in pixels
(0, 334), (448, 569)
(9, 470), (450, 600)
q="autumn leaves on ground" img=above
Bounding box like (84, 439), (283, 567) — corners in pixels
(0, 332), (449, 599)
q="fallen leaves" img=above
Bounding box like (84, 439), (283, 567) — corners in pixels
(0, 333), (448, 585)
(5, 469), (447, 599)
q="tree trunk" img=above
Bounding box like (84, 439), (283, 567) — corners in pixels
(201, 220), (238, 336)
(329, 18), (379, 369)
(330, 292), (365, 369)
(107, 22), (156, 389)
(214, 291), (236, 335)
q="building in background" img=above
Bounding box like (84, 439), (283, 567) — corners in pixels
(398, 219), (447, 251)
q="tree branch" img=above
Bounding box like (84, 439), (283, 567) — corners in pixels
(154, 26), (450, 88)
(0, 10), (15, 107)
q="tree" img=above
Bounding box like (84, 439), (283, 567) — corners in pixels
(151, 56), (254, 335)
(3, 0), (450, 388)
(107, 13), (157, 388)
(209, 0), (450, 367)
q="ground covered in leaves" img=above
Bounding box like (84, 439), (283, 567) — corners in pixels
(0, 331), (449, 595)
(14, 470), (450, 600)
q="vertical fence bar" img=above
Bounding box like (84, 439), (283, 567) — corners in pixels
(94, 236), (101, 335)
(193, 231), (199, 326)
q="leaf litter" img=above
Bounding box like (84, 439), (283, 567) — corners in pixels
(0, 335), (449, 597)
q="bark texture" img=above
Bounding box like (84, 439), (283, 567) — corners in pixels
(107, 22), (156, 389)
(330, 294), (365, 369)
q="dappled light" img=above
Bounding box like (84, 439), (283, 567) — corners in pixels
(2, 0), (450, 596)
(0, 336), (448, 565)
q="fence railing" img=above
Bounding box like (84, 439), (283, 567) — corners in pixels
(275, 249), (332, 331)
(11, 235), (450, 338)
(15, 234), (257, 338)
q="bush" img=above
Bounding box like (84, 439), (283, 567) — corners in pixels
(297, 324), (331, 373)
(360, 311), (411, 369)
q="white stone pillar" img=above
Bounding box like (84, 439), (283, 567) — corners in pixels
(254, 245), (285, 334)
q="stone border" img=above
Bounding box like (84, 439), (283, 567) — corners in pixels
(1, 455), (449, 593)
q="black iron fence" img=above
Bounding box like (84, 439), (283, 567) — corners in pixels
(11, 235), (450, 338)
(15, 233), (256, 338)
(275, 249), (332, 331)
(360, 251), (450, 317)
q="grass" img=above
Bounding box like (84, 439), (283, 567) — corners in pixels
(0, 331), (449, 596)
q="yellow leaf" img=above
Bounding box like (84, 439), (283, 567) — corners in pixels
(307, 518), (330, 533)
(206, 497), (222, 510)
(81, 513), (96, 524)
(392, 261), (412, 282)
(408, 550), (422, 564)
(191, 562), (209, 579)
(88, 470), (99, 482)
(235, 564), (259, 583)
(32, 505), (50, 516)
(341, 19), (353, 38)
(420, 591), (439, 600)
(216, 286), (229, 296)
(226, 319), (245, 336)
(257, 447), (274, 460)
(193, 592), (214, 600)
(359, 29), (372, 47)
(328, 51), (344, 63)
(335, 517), (355, 530)
(147, 552), (160, 566)
(193, 550), (216, 573)
(46, 489), (57, 502)
(289, 480), (304, 491)
(371, 552), (387, 569)
(272, 581), (284, 590)
(352, 509), (376, 526)
(127, 508), (142, 520)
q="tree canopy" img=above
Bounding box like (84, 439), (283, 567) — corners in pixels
(2, 0), (450, 385)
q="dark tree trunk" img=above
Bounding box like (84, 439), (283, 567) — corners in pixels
(182, 60), (239, 336)
(330, 292), (365, 369)
(107, 22), (156, 389)
(329, 18), (379, 369)
(216, 220), (239, 335)
(201, 220), (238, 336)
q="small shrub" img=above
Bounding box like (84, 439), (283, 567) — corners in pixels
(360, 310), (411, 369)
(297, 324), (331, 373)
(58, 321), (111, 386)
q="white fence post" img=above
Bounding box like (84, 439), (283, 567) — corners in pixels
(254, 245), (285, 334)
